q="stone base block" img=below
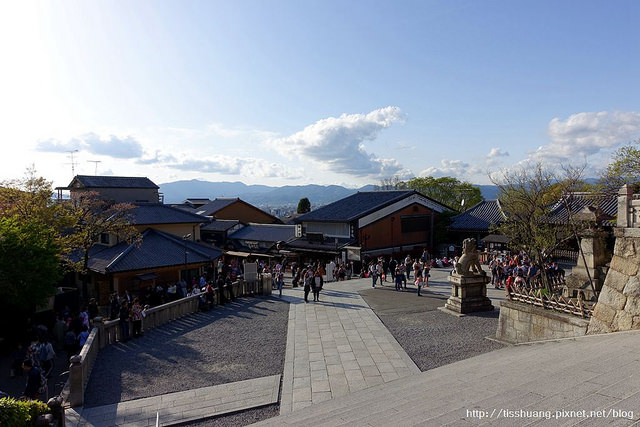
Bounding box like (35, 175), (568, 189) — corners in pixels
(444, 273), (493, 314)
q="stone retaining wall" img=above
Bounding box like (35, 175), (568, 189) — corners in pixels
(496, 300), (589, 344)
(588, 228), (640, 334)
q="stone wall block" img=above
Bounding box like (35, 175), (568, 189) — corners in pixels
(623, 276), (640, 296)
(605, 269), (630, 293)
(610, 255), (639, 277)
(623, 295), (640, 316)
(613, 311), (634, 330)
(633, 316), (640, 329)
(592, 303), (616, 325)
(614, 238), (637, 260)
(598, 286), (627, 310)
(587, 316), (612, 334)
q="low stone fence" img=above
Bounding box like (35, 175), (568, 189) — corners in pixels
(496, 300), (590, 344)
(67, 277), (272, 407)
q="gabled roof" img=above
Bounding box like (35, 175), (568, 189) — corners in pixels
(546, 193), (617, 225)
(201, 220), (240, 232)
(131, 203), (208, 225)
(88, 228), (222, 274)
(449, 200), (505, 231)
(194, 198), (239, 216)
(65, 175), (159, 189)
(228, 223), (295, 243)
(296, 190), (441, 223)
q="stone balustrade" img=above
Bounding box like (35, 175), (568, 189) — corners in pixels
(67, 277), (272, 407)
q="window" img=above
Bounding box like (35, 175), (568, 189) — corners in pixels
(401, 215), (430, 233)
(100, 233), (110, 245)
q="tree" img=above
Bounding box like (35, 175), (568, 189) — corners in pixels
(599, 139), (640, 193)
(405, 176), (483, 211)
(297, 197), (311, 214)
(490, 163), (588, 287)
(0, 217), (62, 312)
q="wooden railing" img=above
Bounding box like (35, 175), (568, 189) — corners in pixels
(67, 276), (273, 407)
(507, 284), (595, 319)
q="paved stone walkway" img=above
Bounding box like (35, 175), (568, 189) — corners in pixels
(66, 374), (280, 426)
(255, 330), (640, 426)
(278, 280), (421, 414)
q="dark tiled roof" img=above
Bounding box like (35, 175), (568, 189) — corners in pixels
(296, 191), (417, 222)
(285, 237), (356, 253)
(131, 203), (208, 225)
(88, 228), (222, 274)
(228, 223), (295, 243)
(201, 220), (240, 232)
(546, 193), (617, 225)
(70, 175), (159, 189)
(449, 200), (505, 231)
(195, 198), (239, 216)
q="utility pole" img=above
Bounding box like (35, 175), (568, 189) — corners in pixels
(87, 160), (101, 175)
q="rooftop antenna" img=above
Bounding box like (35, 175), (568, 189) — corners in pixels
(87, 160), (101, 175)
(66, 149), (79, 177)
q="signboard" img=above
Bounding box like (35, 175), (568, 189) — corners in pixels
(244, 262), (258, 281)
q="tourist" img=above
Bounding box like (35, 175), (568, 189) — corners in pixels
(216, 275), (226, 305)
(394, 267), (403, 291)
(303, 269), (312, 303)
(21, 359), (43, 400)
(38, 337), (56, 378)
(423, 263), (430, 287)
(404, 255), (412, 279)
(415, 271), (424, 296)
(312, 269), (323, 302)
(369, 262), (378, 288)
(131, 298), (144, 338)
(119, 301), (130, 342)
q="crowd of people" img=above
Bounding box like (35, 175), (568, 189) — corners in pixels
(364, 250), (435, 297)
(489, 253), (566, 291)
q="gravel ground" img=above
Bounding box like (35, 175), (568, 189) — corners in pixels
(84, 296), (289, 408)
(178, 404), (280, 427)
(359, 286), (505, 372)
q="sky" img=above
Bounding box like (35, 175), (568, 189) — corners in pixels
(1, 0), (639, 190)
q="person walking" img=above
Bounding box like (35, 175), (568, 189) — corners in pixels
(415, 272), (424, 297)
(312, 269), (323, 302)
(303, 269), (312, 303)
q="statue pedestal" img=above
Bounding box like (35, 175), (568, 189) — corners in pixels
(444, 273), (493, 314)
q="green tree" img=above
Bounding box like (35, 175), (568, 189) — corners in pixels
(599, 139), (640, 193)
(297, 197), (311, 214)
(0, 217), (62, 311)
(405, 176), (483, 211)
(490, 163), (589, 288)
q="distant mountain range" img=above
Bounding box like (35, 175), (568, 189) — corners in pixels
(158, 179), (500, 207)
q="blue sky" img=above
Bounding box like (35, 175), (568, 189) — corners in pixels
(1, 0), (639, 189)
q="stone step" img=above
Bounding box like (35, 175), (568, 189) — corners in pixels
(255, 331), (640, 426)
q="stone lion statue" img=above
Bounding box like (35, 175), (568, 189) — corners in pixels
(455, 238), (484, 276)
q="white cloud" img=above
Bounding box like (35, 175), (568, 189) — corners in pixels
(419, 159), (471, 178)
(166, 156), (303, 180)
(269, 106), (406, 177)
(531, 111), (640, 161)
(37, 133), (144, 159)
(487, 147), (509, 158)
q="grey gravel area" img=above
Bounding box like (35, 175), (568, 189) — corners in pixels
(83, 296), (289, 408)
(360, 286), (505, 372)
(178, 404), (280, 427)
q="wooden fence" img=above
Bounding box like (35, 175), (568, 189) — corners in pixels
(507, 283), (595, 319)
